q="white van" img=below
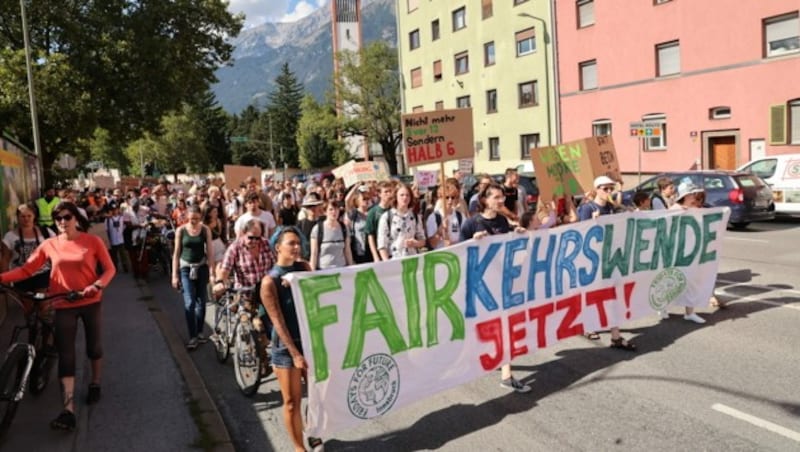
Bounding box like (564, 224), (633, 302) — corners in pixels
(737, 154), (800, 216)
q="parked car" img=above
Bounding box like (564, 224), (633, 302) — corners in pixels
(622, 171), (775, 229)
(737, 153), (800, 217)
(463, 173), (540, 211)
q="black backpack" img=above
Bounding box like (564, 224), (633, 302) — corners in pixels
(426, 210), (463, 249)
(314, 217), (347, 268)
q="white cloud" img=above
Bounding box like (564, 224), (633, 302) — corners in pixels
(227, 0), (326, 27)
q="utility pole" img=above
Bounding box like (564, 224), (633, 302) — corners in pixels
(20, 0), (44, 188)
(269, 113), (276, 177)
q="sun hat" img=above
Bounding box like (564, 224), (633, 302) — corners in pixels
(675, 181), (704, 202)
(593, 175), (616, 188)
(301, 193), (323, 207)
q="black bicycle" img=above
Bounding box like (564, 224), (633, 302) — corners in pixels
(210, 286), (262, 396)
(0, 285), (82, 436)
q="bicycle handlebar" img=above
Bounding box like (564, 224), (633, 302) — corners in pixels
(0, 283), (84, 303)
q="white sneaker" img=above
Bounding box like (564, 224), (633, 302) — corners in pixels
(684, 313), (706, 324)
(658, 310), (670, 320)
(500, 377), (531, 393)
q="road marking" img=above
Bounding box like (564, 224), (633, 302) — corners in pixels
(712, 403), (800, 442)
(716, 279), (800, 297)
(724, 237), (769, 243)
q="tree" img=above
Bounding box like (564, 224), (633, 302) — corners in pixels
(156, 104), (210, 178)
(87, 128), (129, 173)
(0, 1), (243, 184)
(188, 91), (231, 171)
(333, 41), (402, 175)
(267, 63), (304, 168)
(297, 95), (347, 169)
(230, 106), (269, 167)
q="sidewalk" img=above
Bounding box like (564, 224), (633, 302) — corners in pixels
(0, 273), (231, 451)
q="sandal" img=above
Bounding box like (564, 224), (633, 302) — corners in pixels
(610, 337), (637, 351)
(50, 410), (76, 431)
(308, 436), (324, 452)
(87, 383), (101, 405)
(585, 331), (601, 340)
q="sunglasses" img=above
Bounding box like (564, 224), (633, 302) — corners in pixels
(247, 235), (261, 241)
(446, 196), (457, 200)
(54, 214), (74, 222)
(600, 186), (615, 192)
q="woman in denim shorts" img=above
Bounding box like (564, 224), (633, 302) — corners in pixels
(260, 227), (322, 451)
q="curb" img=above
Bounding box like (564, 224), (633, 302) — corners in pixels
(136, 280), (235, 452)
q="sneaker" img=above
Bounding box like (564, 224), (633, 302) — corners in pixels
(659, 310), (670, 320)
(186, 337), (199, 350)
(500, 377), (531, 393)
(684, 313), (706, 324)
(197, 333), (208, 344)
(87, 383), (101, 405)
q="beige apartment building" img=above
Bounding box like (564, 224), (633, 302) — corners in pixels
(397, 0), (558, 175)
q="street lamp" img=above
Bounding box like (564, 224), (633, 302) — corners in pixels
(20, 0), (44, 186)
(518, 12), (553, 147)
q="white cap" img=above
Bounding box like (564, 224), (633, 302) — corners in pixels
(593, 175), (616, 188)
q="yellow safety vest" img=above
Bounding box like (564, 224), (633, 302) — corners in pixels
(35, 197), (60, 226)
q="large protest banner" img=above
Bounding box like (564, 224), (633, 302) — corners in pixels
(287, 207), (730, 438)
(332, 160), (390, 187)
(531, 136), (621, 200)
(224, 164), (260, 189)
(401, 108), (474, 167)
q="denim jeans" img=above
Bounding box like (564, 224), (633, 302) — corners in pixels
(179, 264), (209, 339)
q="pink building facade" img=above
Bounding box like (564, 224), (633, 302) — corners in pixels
(555, 0), (800, 177)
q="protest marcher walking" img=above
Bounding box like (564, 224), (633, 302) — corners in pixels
(577, 176), (637, 351)
(377, 183), (425, 260)
(296, 193), (325, 262)
(310, 202), (353, 270)
(235, 192), (277, 239)
(650, 176), (676, 210)
(343, 185), (374, 264)
(364, 181), (395, 262)
(105, 202), (130, 273)
(426, 182), (465, 250)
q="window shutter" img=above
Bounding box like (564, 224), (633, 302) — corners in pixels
(515, 28), (535, 42)
(790, 102), (800, 144)
(769, 104), (787, 144)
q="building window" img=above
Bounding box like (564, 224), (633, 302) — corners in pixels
(514, 0), (529, 5)
(435, 100), (444, 110)
(410, 67), (422, 89)
(656, 40), (681, 76)
(433, 60), (442, 82)
(431, 19), (440, 41)
(454, 51), (469, 75)
(518, 80), (538, 108)
(456, 95), (471, 108)
(409, 29), (420, 50)
(592, 119), (612, 136)
(515, 28), (536, 56)
(412, 105), (424, 113)
(653, 0), (672, 4)
(482, 0), (492, 19)
(484, 41), (496, 66)
(489, 137), (500, 161)
(764, 13), (800, 57)
(520, 134), (540, 159)
(642, 113), (667, 150)
(579, 60), (597, 90)
(407, 0), (419, 13)
(790, 99), (800, 144)
(486, 89), (497, 113)
(577, 0), (595, 28)
(709, 106), (732, 120)
(452, 7), (466, 31)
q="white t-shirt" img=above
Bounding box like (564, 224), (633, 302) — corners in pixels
(234, 210), (277, 236)
(425, 210), (463, 249)
(105, 214), (126, 246)
(2, 228), (54, 271)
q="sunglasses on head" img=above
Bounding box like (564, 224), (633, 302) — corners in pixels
(54, 214), (74, 222)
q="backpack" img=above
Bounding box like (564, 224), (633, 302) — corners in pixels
(650, 191), (667, 209)
(314, 217), (347, 268)
(426, 210), (463, 249)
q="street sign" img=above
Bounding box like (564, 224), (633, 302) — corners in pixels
(230, 136), (248, 143)
(629, 122), (662, 138)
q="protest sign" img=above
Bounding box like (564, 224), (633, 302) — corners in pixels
(333, 160), (390, 187)
(531, 136), (621, 200)
(224, 165), (260, 189)
(287, 207), (730, 438)
(414, 170), (439, 189)
(458, 158), (474, 174)
(93, 175), (115, 189)
(401, 108), (474, 167)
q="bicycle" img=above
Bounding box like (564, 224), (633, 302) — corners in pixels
(0, 285), (82, 437)
(210, 286), (263, 396)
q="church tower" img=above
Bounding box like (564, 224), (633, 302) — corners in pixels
(331, 0), (367, 160)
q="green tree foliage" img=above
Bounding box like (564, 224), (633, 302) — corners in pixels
(333, 41), (402, 175)
(230, 106), (270, 167)
(188, 91), (232, 171)
(267, 63), (304, 169)
(87, 128), (129, 174)
(0, 1), (242, 184)
(297, 95), (347, 169)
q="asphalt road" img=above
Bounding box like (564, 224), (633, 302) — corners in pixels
(150, 218), (800, 452)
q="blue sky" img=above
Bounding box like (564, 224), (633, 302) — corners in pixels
(228, 0), (327, 27)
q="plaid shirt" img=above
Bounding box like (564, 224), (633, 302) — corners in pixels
(220, 237), (275, 295)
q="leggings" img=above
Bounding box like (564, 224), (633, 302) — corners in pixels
(54, 303), (103, 378)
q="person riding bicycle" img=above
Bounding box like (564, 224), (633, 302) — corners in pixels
(0, 201), (116, 432)
(213, 218), (275, 376)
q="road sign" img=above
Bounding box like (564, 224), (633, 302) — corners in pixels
(629, 122), (662, 138)
(230, 136), (248, 143)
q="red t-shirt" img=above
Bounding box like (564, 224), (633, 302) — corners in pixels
(2, 233), (115, 309)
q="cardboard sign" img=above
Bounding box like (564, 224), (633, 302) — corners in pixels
(530, 136), (621, 200)
(332, 160), (390, 187)
(414, 170), (440, 189)
(224, 165), (260, 189)
(401, 108), (474, 166)
(93, 175), (115, 189)
(458, 158), (474, 174)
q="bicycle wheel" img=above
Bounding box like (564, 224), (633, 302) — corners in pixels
(27, 325), (55, 395)
(233, 320), (261, 396)
(212, 302), (231, 363)
(0, 344), (32, 437)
